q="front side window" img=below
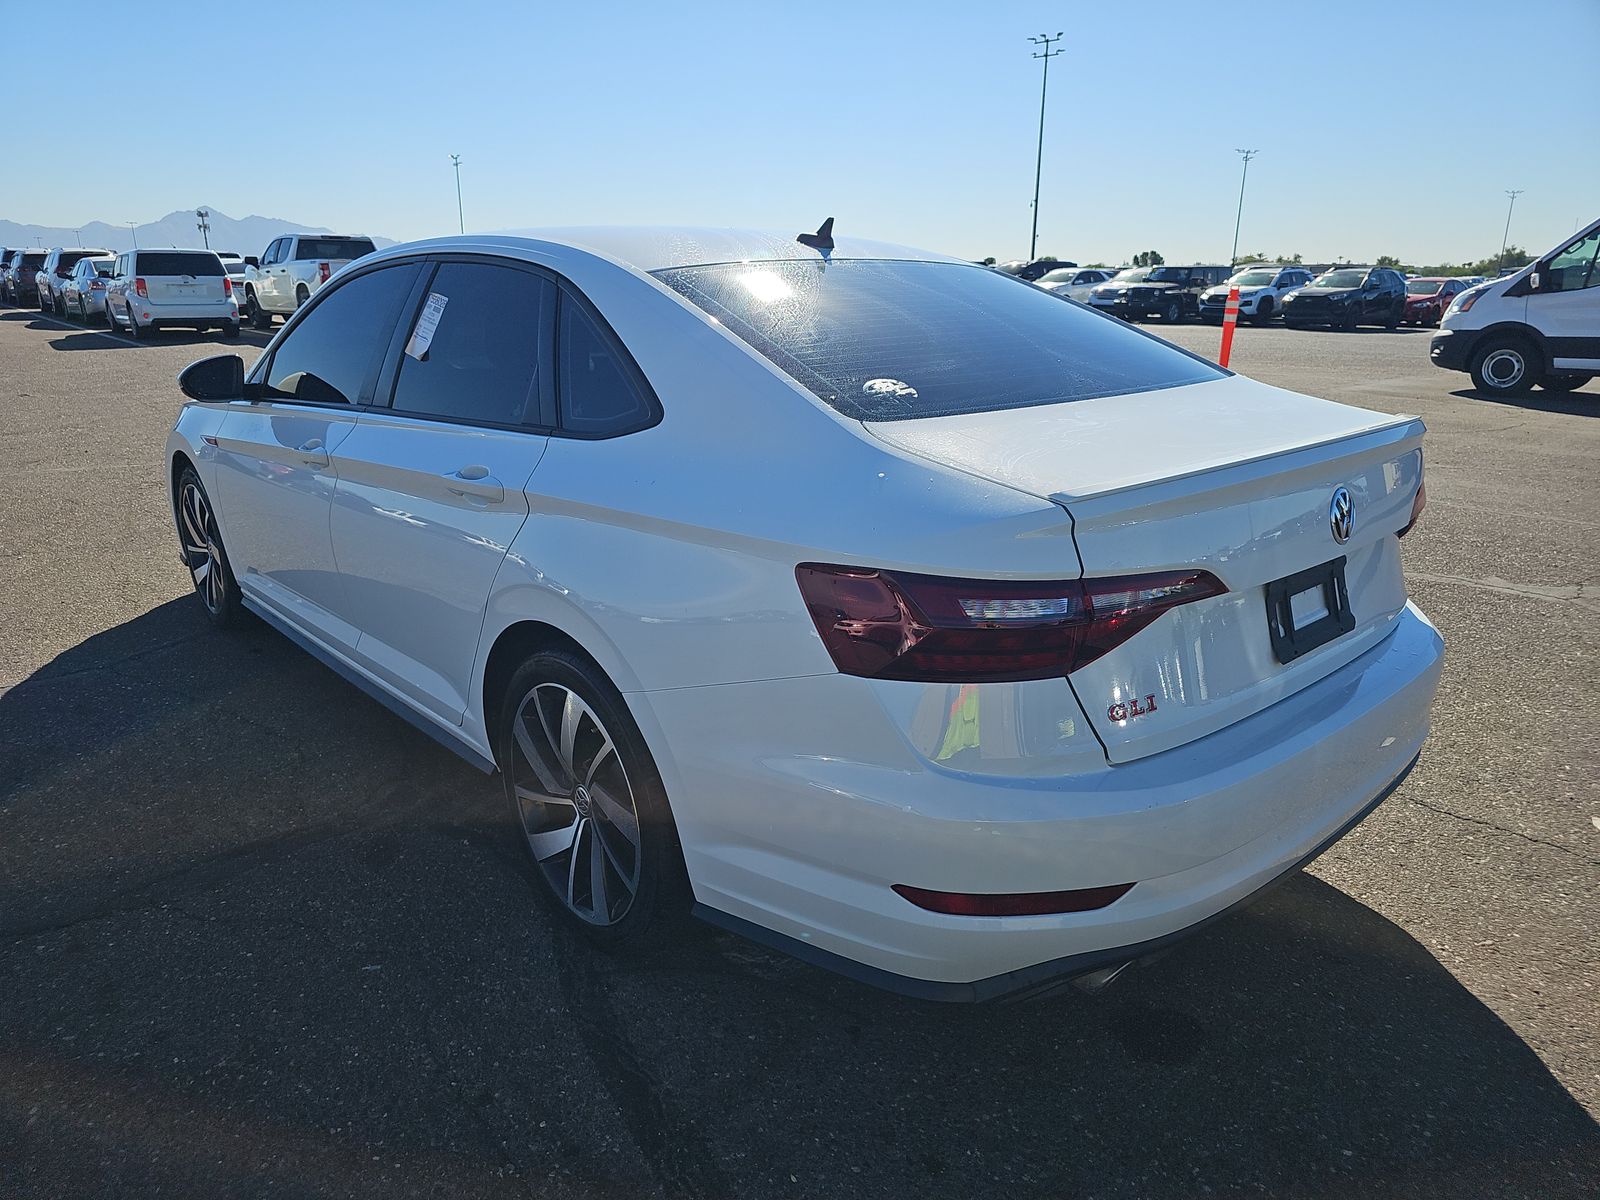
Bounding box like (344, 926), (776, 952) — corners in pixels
(390, 262), (554, 426)
(1546, 230), (1600, 292)
(263, 264), (419, 405)
(655, 259), (1225, 422)
(557, 296), (656, 435)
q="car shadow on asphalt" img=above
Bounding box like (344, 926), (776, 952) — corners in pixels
(1451, 386), (1600, 415)
(2, 599), (1597, 1198)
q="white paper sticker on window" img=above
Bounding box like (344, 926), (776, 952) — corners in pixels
(404, 292), (449, 360)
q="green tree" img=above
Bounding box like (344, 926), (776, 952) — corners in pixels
(1132, 249), (1165, 267)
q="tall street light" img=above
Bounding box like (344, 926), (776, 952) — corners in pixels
(1026, 32), (1063, 262)
(1229, 149), (1258, 268)
(196, 208), (211, 250)
(450, 154), (464, 235)
(127, 221), (139, 249)
(1499, 189), (1523, 273)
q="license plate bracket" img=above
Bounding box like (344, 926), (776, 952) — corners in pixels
(1264, 556), (1355, 664)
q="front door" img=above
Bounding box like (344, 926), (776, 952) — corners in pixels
(1531, 224), (1600, 373)
(331, 258), (556, 725)
(211, 260), (422, 653)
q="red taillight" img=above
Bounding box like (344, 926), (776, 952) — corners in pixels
(222, 276), (233, 297)
(795, 564), (1227, 683)
(89, 279), (105, 290)
(892, 882), (1135, 916)
(134, 277), (147, 298)
(318, 261), (330, 283)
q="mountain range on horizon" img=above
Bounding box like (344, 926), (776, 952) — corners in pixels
(0, 207), (395, 256)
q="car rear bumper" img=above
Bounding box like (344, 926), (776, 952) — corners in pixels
(637, 601), (1444, 1000)
(133, 301), (239, 326)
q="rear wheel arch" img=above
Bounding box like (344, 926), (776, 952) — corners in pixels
(482, 621), (624, 758)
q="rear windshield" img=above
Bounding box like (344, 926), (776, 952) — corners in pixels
(224, 261), (247, 274)
(59, 250), (109, 270)
(21, 253), (45, 268)
(136, 251), (223, 276)
(294, 238), (375, 261)
(654, 259), (1225, 422)
(90, 259), (116, 275)
(1405, 279), (1444, 295)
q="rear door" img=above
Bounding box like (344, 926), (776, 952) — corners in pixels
(331, 257), (556, 724)
(212, 260), (422, 653)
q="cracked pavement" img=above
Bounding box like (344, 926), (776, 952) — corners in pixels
(1, 307), (1597, 1198)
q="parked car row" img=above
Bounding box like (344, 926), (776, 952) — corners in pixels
(1, 231), (379, 338)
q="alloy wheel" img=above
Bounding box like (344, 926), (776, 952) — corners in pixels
(510, 683), (643, 926)
(178, 480), (226, 614)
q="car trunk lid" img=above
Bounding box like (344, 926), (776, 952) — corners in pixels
(865, 374), (1425, 763)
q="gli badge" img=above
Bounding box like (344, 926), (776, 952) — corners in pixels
(1108, 694), (1158, 722)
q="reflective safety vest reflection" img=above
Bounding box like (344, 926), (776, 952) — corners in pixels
(935, 684), (982, 762)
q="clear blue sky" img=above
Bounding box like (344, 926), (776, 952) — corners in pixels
(8, 0), (1597, 265)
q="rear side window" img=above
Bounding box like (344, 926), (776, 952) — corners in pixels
(263, 264), (419, 405)
(557, 297), (656, 436)
(655, 259), (1225, 421)
(135, 251), (223, 276)
(391, 262), (555, 426)
(294, 238), (375, 261)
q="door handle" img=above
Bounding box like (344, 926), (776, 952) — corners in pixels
(296, 437), (328, 466)
(444, 464), (505, 502)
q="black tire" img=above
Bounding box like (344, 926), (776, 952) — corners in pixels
(1540, 374), (1592, 394)
(295, 283), (309, 309)
(246, 289), (271, 330)
(1251, 296), (1274, 326)
(497, 649), (687, 946)
(1469, 336), (1539, 395)
(1283, 319), (1304, 331)
(1160, 299), (1182, 324)
(222, 320), (240, 339)
(174, 465), (243, 628)
(1341, 306), (1360, 332)
(125, 305), (146, 341)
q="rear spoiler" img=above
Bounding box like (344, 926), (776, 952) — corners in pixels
(1053, 416), (1424, 514)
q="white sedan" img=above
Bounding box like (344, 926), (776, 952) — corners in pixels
(1035, 266), (1117, 302)
(165, 225), (1442, 1000)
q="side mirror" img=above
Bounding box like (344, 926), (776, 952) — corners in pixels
(1529, 271), (1542, 291)
(179, 354), (246, 401)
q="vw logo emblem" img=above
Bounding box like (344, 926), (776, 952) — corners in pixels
(573, 785), (593, 818)
(1329, 486), (1355, 544)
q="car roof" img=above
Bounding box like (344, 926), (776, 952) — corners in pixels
(363, 226), (969, 275)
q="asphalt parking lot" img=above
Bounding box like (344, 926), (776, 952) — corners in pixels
(1, 303), (1597, 1199)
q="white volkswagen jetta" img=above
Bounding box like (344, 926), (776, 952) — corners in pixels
(165, 224), (1442, 1001)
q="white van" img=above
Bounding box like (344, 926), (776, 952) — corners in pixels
(1431, 216), (1599, 395)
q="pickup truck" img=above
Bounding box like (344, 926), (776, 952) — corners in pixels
(242, 233), (377, 329)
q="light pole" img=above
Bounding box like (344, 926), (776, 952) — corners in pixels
(196, 208), (211, 249)
(450, 154), (464, 235)
(1499, 189), (1523, 273)
(127, 221), (139, 249)
(1026, 32), (1063, 262)
(1229, 149), (1258, 268)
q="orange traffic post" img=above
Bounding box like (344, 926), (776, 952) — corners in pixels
(1218, 285), (1241, 368)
